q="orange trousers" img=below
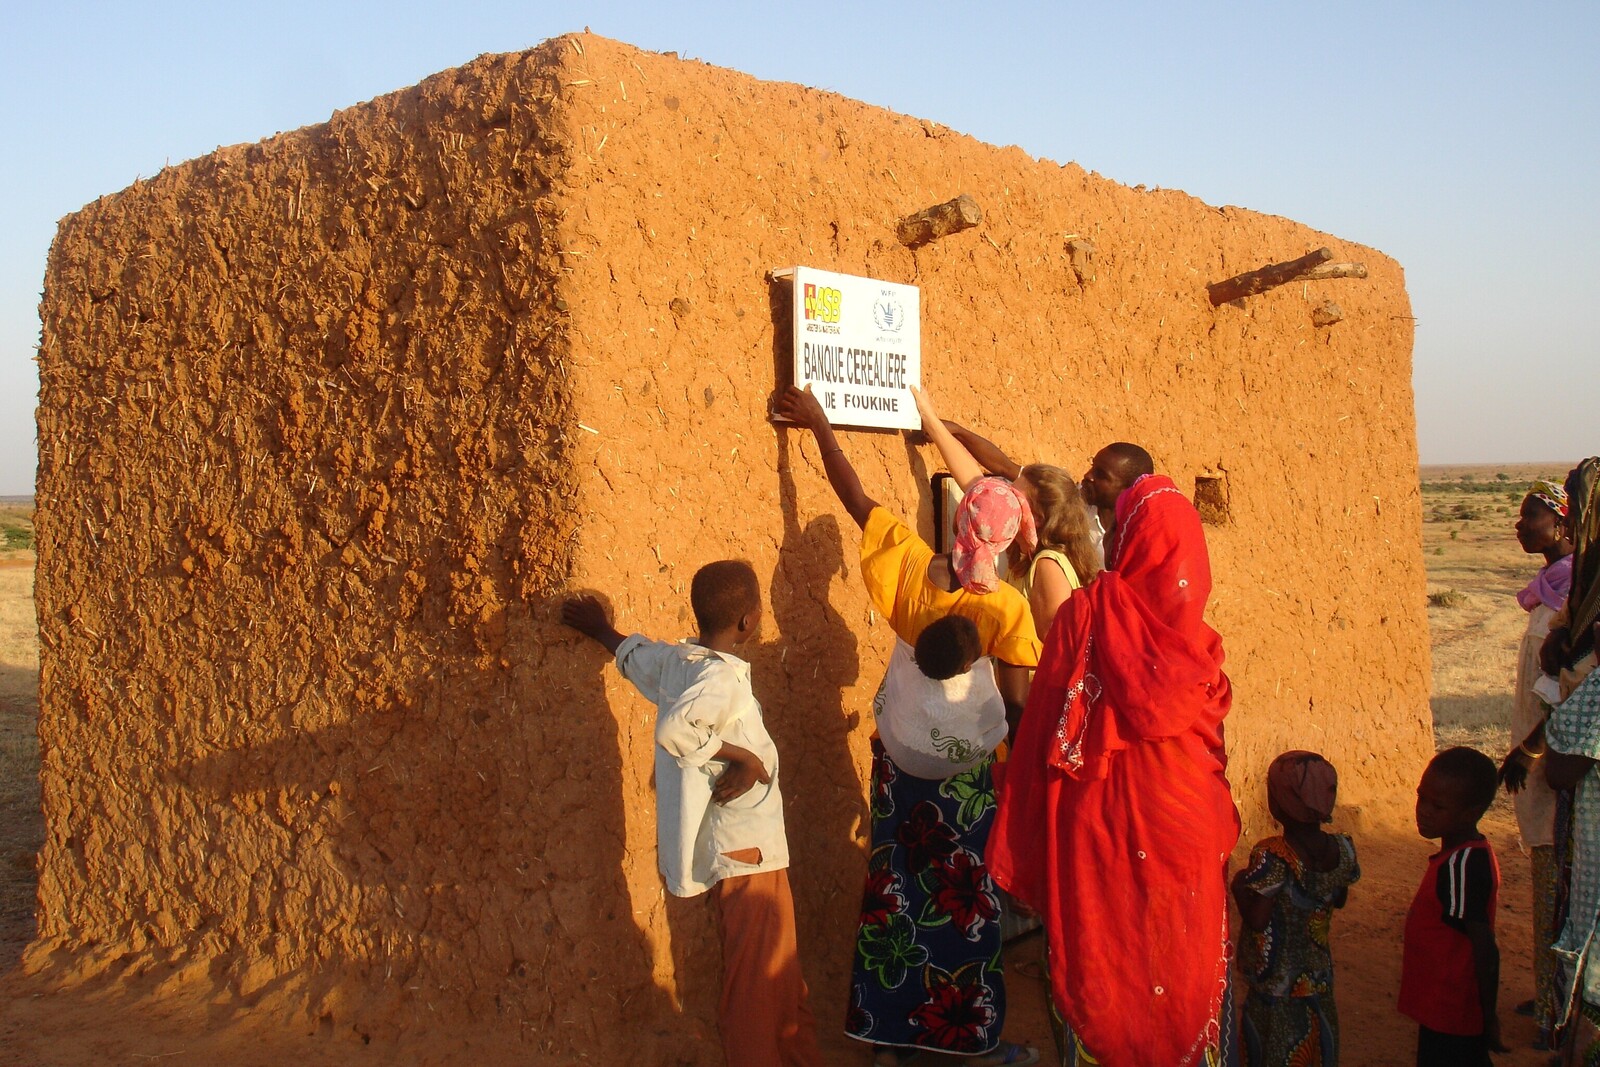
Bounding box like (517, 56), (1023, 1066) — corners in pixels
(709, 868), (823, 1067)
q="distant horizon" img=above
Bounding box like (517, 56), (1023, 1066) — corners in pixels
(0, 454), (1589, 508)
(1418, 460), (1587, 473)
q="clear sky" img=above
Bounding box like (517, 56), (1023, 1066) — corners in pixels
(3, 2), (1595, 496)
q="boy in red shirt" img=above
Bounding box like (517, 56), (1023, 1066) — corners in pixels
(1399, 746), (1508, 1066)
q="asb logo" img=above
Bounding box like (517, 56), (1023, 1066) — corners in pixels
(804, 283), (842, 323)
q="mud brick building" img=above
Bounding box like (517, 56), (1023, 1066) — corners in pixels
(34, 33), (1427, 1062)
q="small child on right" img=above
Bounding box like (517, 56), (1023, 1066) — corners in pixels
(1399, 746), (1507, 1066)
(1232, 750), (1361, 1067)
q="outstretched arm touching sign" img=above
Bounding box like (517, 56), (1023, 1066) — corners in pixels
(774, 385), (878, 529)
(940, 419), (1023, 483)
(910, 386), (987, 491)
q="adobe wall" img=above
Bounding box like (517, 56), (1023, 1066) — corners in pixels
(33, 32), (1430, 1063)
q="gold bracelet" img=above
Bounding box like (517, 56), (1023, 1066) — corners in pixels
(1519, 742), (1545, 760)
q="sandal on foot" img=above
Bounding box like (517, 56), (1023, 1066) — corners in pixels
(966, 1042), (1040, 1067)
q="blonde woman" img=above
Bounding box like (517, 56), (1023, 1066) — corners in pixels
(910, 386), (1100, 639)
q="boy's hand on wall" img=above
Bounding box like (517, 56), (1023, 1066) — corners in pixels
(561, 595), (627, 655)
(561, 595), (611, 637)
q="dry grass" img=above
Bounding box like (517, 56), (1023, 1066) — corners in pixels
(0, 555), (39, 967)
(0, 502), (32, 555)
(1421, 463), (1572, 758)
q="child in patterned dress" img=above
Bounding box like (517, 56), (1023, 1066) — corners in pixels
(1232, 751), (1361, 1066)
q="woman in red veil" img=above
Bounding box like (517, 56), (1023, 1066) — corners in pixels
(989, 471), (1240, 1066)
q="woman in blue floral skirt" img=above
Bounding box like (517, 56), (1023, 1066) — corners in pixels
(848, 734), (1036, 1066)
(775, 383), (1041, 1066)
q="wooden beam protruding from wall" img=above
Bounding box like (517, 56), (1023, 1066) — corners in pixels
(1301, 262), (1368, 282)
(897, 195), (982, 248)
(1208, 247), (1333, 306)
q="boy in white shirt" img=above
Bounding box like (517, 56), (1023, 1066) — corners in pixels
(560, 560), (822, 1067)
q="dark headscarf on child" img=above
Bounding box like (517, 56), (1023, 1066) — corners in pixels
(1267, 751), (1338, 825)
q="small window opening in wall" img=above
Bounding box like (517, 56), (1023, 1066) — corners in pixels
(1194, 474), (1230, 525)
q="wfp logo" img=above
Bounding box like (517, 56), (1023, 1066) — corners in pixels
(872, 297), (905, 333)
(804, 284), (842, 324)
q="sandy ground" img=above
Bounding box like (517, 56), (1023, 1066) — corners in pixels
(0, 466), (1580, 1063)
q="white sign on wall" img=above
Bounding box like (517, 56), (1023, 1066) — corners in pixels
(778, 266), (921, 430)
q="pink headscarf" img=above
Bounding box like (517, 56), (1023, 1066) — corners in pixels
(951, 477), (1037, 594)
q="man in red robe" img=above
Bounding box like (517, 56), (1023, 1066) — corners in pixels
(989, 453), (1240, 1067)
